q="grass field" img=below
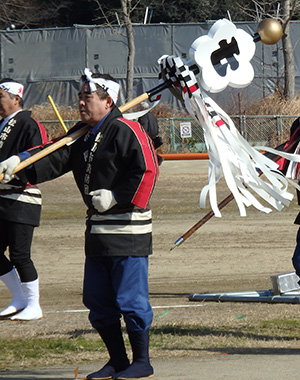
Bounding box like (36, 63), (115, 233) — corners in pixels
(0, 160), (300, 370)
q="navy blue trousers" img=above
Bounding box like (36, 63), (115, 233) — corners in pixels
(292, 227), (300, 277)
(83, 256), (153, 332)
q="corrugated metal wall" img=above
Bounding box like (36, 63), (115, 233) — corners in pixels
(0, 21), (298, 110)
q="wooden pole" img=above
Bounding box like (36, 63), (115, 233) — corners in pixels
(47, 95), (68, 133)
(0, 80), (172, 181)
(170, 132), (300, 250)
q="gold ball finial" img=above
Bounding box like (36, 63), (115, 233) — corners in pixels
(256, 19), (283, 45)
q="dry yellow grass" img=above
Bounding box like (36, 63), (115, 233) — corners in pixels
(31, 103), (80, 139)
(29, 92), (300, 141)
(31, 103), (80, 121)
(246, 91), (300, 116)
(30, 102), (188, 140)
(31, 92), (300, 121)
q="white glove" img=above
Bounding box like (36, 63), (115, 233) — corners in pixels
(0, 155), (20, 183)
(89, 189), (117, 212)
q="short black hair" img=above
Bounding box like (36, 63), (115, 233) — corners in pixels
(81, 73), (116, 82)
(0, 77), (15, 84)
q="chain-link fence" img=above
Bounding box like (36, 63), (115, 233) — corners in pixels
(157, 115), (298, 154)
(40, 120), (79, 140)
(41, 115), (299, 153)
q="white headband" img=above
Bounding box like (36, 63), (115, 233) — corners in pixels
(0, 81), (24, 98)
(84, 68), (119, 104)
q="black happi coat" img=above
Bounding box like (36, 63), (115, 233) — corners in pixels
(0, 111), (47, 226)
(26, 107), (159, 256)
(138, 112), (159, 141)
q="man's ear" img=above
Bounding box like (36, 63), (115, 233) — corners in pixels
(14, 95), (21, 106)
(106, 96), (114, 108)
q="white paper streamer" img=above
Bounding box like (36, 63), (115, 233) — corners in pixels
(255, 144), (300, 181)
(188, 91), (297, 216)
(159, 55), (299, 217)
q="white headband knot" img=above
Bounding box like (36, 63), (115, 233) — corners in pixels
(84, 68), (119, 104)
(0, 81), (24, 98)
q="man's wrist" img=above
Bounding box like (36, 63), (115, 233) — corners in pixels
(18, 151), (31, 162)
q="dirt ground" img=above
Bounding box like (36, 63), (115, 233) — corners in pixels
(0, 160), (300, 374)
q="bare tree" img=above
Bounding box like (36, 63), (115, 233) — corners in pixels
(91, 0), (139, 102)
(0, 0), (72, 29)
(281, 0), (298, 99)
(243, 0), (300, 100)
(120, 0), (136, 102)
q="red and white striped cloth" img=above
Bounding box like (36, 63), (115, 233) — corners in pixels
(159, 55), (300, 217)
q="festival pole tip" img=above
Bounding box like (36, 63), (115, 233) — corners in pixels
(254, 18), (283, 45)
(170, 237), (184, 251)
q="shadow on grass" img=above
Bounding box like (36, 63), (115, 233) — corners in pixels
(158, 345), (300, 355)
(64, 324), (300, 355)
(149, 325), (300, 355)
(151, 325), (299, 342)
(65, 322), (300, 342)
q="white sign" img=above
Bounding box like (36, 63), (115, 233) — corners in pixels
(180, 122), (192, 138)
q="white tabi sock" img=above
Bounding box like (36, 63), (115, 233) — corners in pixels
(11, 278), (43, 321)
(0, 268), (28, 317)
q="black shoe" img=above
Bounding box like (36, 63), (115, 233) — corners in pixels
(87, 359), (130, 379)
(113, 361), (154, 379)
(86, 360), (115, 379)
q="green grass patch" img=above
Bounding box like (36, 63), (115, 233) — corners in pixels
(0, 336), (105, 369)
(1, 318), (299, 369)
(151, 318), (300, 343)
(259, 318), (300, 333)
